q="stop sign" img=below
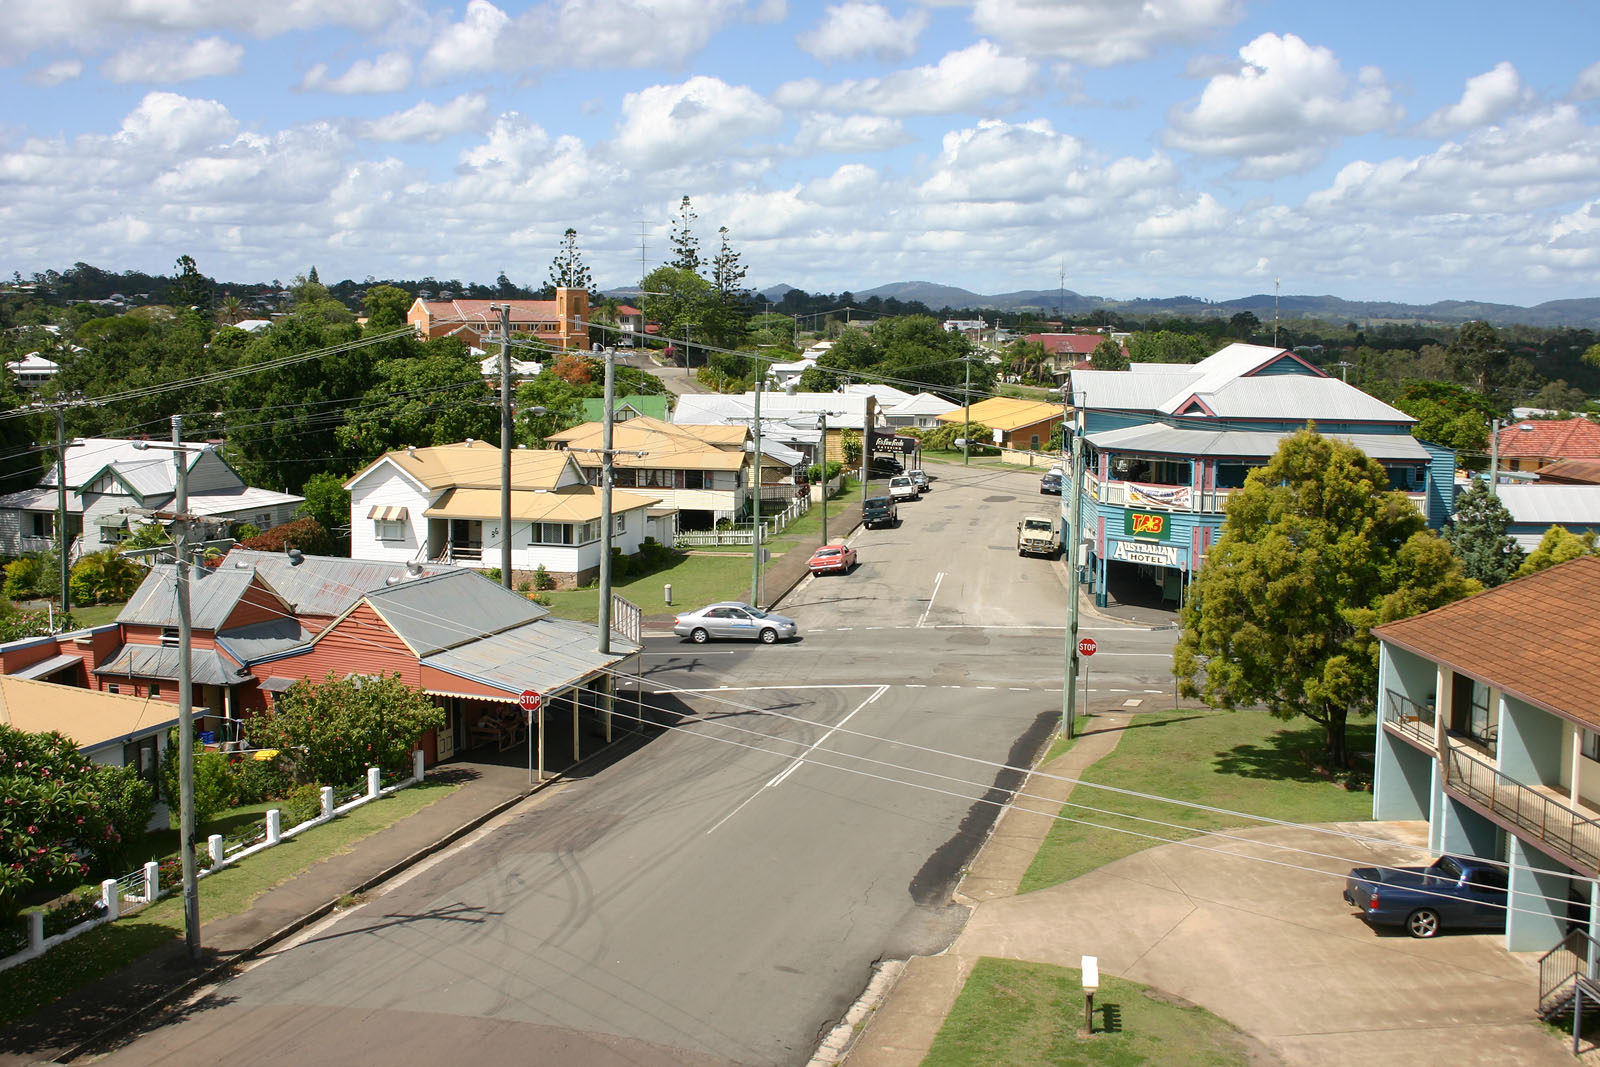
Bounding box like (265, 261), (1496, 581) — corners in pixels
(518, 689), (543, 713)
(1077, 637), (1098, 657)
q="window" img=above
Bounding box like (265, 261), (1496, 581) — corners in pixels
(531, 522), (574, 545)
(612, 468), (636, 487)
(161, 627), (180, 648)
(374, 519), (405, 541)
(1029, 434), (1041, 450)
(1584, 730), (1600, 762)
(108, 683), (120, 694)
(29, 513), (51, 538)
(615, 514), (626, 534)
(150, 683), (161, 698)
(636, 469), (673, 488)
(577, 520), (600, 544)
(684, 470), (705, 490)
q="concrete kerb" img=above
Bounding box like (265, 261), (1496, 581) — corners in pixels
(53, 758), (586, 1064)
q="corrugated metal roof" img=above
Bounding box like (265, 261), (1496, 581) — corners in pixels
(215, 616), (314, 663)
(1174, 377), (1411, 422)
(1087, 424), (1430, 461)
(12, 653), (83, 680)
(361, 570), (548, 658)
(1494, 484), (1600, 526)
(1073, 369), (1197, 410)
(0, 675), (177, 751)
(224, 550), (453, 617)
(117, 566), (257, 630)
(885, 392), (959, 416)
(424, 485), (659, 521)
(424, 614), (640, 697)
(937, 396), (1062, 430)
(93, 644), (251, 686)
(187, 486), (304, 516)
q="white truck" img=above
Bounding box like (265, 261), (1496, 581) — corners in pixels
(888, 475), (919, 502)
(1017, 515), (1060, 558)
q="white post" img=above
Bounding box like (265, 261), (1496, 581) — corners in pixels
(143, 861), (159, 902)
(320, 785), (335, 818)
(412, 748), (425, 782)
(28, 910), (44, 953)
(266, 808), (281, 846)
(367, 766), (381, 799)
(101, 878), (119, 921)
(207, 834), (224, 868)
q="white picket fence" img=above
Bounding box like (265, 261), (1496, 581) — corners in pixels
(675, 493), (811, 547)
(0, 752), (425, 975)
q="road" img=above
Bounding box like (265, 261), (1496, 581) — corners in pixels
(99, 461), (1177, 1067)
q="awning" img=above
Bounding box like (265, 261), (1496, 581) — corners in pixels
(367, 505), (409, 521)
(12, 653), (82, 680)
(259, 676), (300, 693)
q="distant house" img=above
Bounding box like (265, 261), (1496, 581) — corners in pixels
(1483, 484), (1600, 550)
(1494, 417), (1600, 474)
(0, 438), (302, 560)
(344, 442), (664, 587)
(6, 351), (60, 389)
(936, 397), (1063, 451)
(477, 352), (542, 385)
(407, 289), (589, 350)
(1025, 332), (1121, 376)
(1533, 459), (1600, 485)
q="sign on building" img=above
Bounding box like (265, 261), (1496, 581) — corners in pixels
(1123, 511), (1172, 540)
(1111, 539), (1181, 568)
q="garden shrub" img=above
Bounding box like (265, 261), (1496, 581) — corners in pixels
(281, 783), (325, 827)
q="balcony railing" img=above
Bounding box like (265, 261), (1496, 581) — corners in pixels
(1445, 745), (1600, 874)
(1080, 471), (1425, 516)
(1382, 688), (1436, 748)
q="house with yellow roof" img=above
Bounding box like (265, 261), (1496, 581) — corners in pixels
(935, 396), (1064, 452)
(545, 416), (787, 529)
(343, 442), (664, 588)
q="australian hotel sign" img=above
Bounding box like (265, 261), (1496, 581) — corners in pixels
(1111, 539), (1181, 568)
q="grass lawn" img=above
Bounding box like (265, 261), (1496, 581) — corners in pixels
(923, 957), (1260, 1067)
(539, 552), (762, 622)
(1019, 708), (1374, 893)
(0, 778), (459, 1027)
(68, 603), (125, 627)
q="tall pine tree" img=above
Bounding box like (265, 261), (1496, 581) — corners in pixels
(546, 228), (594, 292)
(669, 195), (701, 274)
(1443, 480), (1523, 587)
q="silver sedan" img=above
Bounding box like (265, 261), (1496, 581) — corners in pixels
(672, 602), (799, 644)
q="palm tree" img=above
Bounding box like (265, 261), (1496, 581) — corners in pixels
(217, 295), (246, 326)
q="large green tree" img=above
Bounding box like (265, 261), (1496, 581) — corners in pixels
(669, 195), (701, 274)
(1443, 480), (1523, 587)
(546, 228), (595, 294)
(1390, 380), (1497, 452)
(798, 315), (988, 401)
(335, 340), (495, 463)
(1090, 337), (1129, 370)
(1515, 526), (1598, 577)
(362, 285), (413, 330)
(1174, 429), (1480, 767)
(1126, 330), (1211, 364)
(247, 671), (446, 784)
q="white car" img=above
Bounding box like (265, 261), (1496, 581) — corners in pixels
(908, 469), (930, 492)
(888, 475), (918, 501)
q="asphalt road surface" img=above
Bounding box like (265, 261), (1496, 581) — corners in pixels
(99, 460), (1178, 1067)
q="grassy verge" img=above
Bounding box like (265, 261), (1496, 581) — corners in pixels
(67, 603), (125, 628)
(0, 778), (458, 1026)
(923, 957), (1260, 1067)
(539, 552), (759, 622)
(1019, 708), (1374, 893)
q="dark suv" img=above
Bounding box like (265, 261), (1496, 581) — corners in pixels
(862, 496), (898, 528)
(868, 456), (904, 478)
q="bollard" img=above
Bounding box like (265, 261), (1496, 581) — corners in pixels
(664, 583), (672, 606)
(1081, 955), (1099, 1035)
(367, 766), (381, 799)
(143, 860), (160, 902)
(413, 748), (425, 782)
(208, 834), (225, 868)
(266, 808), (281, 846)
(27, 910), (43, 953)
(101, 878), (119, 921)
(320, 785), (335, 818)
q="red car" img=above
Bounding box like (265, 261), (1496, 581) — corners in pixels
(807, 543), (856, 575)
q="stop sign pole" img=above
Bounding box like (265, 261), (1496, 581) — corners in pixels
(519, 690), (543, 785)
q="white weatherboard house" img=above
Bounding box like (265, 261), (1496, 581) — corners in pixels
(0, 438), (302, 559)
(344, 442), (663, 588)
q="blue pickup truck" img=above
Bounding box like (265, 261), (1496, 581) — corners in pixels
(1343, 854), (1508, 938)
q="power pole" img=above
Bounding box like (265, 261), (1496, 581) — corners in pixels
(817, 412), (830, 547)
(1489, 418), (1501, 497)
(598, 346), (616, 654)
(1061, 395), (1085, 740)
(53, 405), (70, 617)
(963, 356), (972, 466)
(495, 303), (513, 588)
(860, 395), (875, 510)
(751, 362), (764, 606)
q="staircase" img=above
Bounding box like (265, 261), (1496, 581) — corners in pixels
(1538, 929), (1600, 1025)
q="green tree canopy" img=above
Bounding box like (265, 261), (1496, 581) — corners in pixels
(1174, 429), (1479, 767)
(798, 315), (987, 401)
(1515, 525), (1598, 577)
(669, 195), (701, 274)
(1442, 480), (1523, 587)
(362, 285), (413, 330)
(335, 341), (495, 462)
(1090, 337), (1129, 370)
(1126, 330), (1211, 364)
(546, 228), (594, 294)
(247, 671), (446, 784)
(300, 472), (352, 540)
(1391, 379), (1497, 452)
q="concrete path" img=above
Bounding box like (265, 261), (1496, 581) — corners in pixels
(844, 711), (1580, 1067)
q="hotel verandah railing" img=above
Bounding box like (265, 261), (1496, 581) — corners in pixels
(1385, 688), (1600, 874)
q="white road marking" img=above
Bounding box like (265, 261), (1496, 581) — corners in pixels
(916, 572), (946, 629)
(706, 685), (888, 835)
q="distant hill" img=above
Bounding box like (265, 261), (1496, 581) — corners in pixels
(753, 280), (1600, 329)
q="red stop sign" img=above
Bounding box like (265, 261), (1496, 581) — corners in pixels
(518, 689), (543, 712)
(1077, 637), (1098, 657)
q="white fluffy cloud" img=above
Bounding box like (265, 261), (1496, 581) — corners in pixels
(355, 94), (489, 142)
(1417, 62), (1531, 136)
(1307, 104), (1600, 216)
(612, 75), (781, 167)
(421, 0), (511, 82)
(1165, 33), (1401, 177)
(797, 3), (927, 62)
(972, 0), (1243, 66)
(1572, 60), (1600, 101)
(27, 59), (82, 86)
(100, 36), (243, 84)
(301, 52), (412, 94)
(775, 40), (1037, 116)
(792, 113), (911, 153)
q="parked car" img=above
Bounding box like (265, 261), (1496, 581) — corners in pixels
(807, 543), (857, 575)
(888, 475), (918, 502)
(908, 469), (930, 492)
(1040, 472), (1062, 495)
(673, 602), (799, 644)
(868, 456), (904, 477)
(862, 496), (898, 528)
(1343, 854), (1507, 938)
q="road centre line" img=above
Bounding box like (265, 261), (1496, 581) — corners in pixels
(706, 685), (888, 835)
(916, 572), (945, 629)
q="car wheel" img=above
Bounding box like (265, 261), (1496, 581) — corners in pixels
(759, 628), (778, 644)
(690, 628), (709, 644)
(1406, 909), (1440, 938)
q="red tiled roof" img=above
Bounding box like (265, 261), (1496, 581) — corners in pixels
(1026, 333), (1107, 356)
(422, 299), (561, 324)
(1494, 417), (1600, 461)
(1373, 556), (1600, 726)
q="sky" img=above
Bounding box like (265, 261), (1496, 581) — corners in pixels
(1, 0), (1598, 307)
